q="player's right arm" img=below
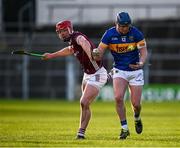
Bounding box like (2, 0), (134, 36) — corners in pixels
(92, 42), (108, 61)
(42, 46), (74, 60)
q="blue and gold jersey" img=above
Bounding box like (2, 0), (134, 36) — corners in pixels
(101, 26), (146, 71)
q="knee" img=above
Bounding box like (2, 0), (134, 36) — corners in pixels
(114, 94), (124, 105)
(80, 99), (89, 109)
(132, 102), (141, 109)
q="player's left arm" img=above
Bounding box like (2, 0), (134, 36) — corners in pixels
(129, 39), (148, 69)
(139, 46), (148, 66)
(76, 35), (93, 60)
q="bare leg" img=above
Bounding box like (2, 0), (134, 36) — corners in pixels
(77, 84), (99, 138)
(129, 85), (143, 134)
(129, 85), (142, 117)
(113, 78), (128, 121)
(113, 78), (130, 139)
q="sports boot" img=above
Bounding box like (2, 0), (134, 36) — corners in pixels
(135, 119), (143, 134)
(119, 129), (130, 139)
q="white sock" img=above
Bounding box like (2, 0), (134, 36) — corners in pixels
(122, 124), (128, 130)
(134, 116), (141, 121)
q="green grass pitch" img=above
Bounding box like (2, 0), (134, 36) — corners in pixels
(0, 99), (180, 147)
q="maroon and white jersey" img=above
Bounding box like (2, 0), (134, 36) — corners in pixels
(69, 31), (102, 74)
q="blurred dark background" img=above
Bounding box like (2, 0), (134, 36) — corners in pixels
(0, 0), (180, 100)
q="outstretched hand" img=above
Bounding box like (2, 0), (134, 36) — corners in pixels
(42, 53), (52, 60)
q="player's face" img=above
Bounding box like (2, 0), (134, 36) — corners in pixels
(116, 24), (130, 35)
(56, 28), (70, 42)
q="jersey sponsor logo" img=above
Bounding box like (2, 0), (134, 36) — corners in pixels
(116, 45), (127, 53)
(127, 45), (135, 51)
(109, 43), (137, 53)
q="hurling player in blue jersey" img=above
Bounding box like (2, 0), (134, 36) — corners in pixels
(93, 12), (148, 139)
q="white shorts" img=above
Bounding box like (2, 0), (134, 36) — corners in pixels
(112, 68), (144, 86)
(82, 67), (107, 90)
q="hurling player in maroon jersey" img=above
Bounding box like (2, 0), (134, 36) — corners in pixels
(42, 20), (108, 139)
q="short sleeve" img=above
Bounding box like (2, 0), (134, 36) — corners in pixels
(101, 30), (110, 45)
(134, 29), (144, 42)
(134, 28), (146, 49)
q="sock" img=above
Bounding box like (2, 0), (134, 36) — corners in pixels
(121, 120), (128, 130)
(77, 128), (85, 137)
(134, 113), (141, 121)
